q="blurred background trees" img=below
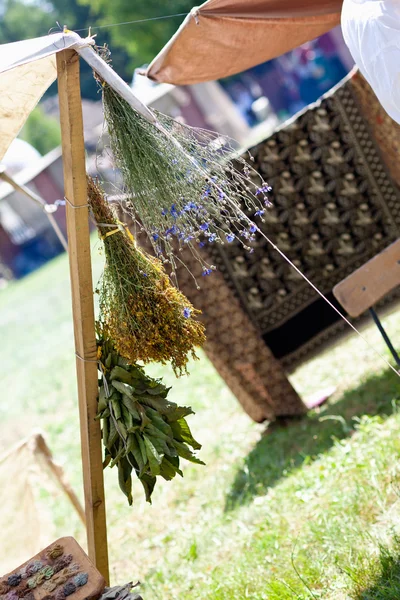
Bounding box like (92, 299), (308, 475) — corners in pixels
(0, 0), (190, 97)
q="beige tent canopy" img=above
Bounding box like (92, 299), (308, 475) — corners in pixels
(0, 33), (80, 163)
(146, 0), (343, 84)
(0, 32), (153, 165)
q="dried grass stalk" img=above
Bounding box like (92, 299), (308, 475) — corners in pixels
(102, 83), (271, 280)
(88, 177), (205, 376)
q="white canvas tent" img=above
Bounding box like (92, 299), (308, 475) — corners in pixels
(0, 31), (154, 164)
(0, 432), (85, 573)
(0, 33), (81, 163)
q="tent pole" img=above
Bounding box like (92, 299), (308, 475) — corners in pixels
(56, 49), (109, 583)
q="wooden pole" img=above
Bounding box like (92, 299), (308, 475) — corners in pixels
(56, 49), (109, 583)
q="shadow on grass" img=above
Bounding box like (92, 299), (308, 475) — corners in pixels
(349, 536), (400, 599)
(225, 368), (400, 511)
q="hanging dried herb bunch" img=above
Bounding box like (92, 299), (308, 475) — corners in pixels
(96, 335), (204, 505)
(101, 82), (271, 279)
(88, 177), (205, 376)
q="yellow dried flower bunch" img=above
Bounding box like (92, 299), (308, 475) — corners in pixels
(88, 177), (205, 376)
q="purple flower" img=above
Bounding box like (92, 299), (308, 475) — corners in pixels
(209, 233), (217, 242)
(166, 225), (178, 236)
(184, 202), (197, 211)
(218, 190), (225, 200)
(254, 210), (264, 217)
(161, 208), (168, 216)
(183, 307), (192, 318)
(152, 233), (159, 241)
(264, 199), (273, 207)
(202, 268), (213, 276)
(255, 184), (272, 196)
(170, 204), (181, 218)
(200, 223), (209, 231)
(199, 241), (206, 248)
(172, 158), (178, 165)
(226, 234), (235, 243)
(249, 224), (257, 233)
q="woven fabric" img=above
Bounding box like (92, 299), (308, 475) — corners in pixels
(117, 70), (400, 421)
(176, 247), (307, 421)
(206, 69), (400, 368)
(351, 71), (400, 189)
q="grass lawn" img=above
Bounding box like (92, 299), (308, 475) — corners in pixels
(1, 244), (400, 599)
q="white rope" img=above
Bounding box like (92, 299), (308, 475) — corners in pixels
(73, 12), (188, 33)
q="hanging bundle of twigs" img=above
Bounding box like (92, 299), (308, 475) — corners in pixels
(88, 177), (205, 376)
(102, 82), (271, 279)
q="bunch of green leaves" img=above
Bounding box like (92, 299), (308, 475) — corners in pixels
(97, 336), (204, 504)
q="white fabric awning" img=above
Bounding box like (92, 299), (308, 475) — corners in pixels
(0, 33), (82, 162)
(0, 30), (155, 163)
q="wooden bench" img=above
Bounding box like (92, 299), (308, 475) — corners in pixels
(333, 239), (400, 367)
